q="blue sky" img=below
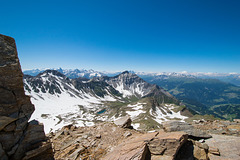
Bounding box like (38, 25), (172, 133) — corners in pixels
(1, 0), (240, 73)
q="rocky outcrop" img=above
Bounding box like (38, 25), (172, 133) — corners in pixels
(148, 131), (188, 159)
(0, 34), (53, 159)
(50, 120), (240, 160)
(51, 123), (189, 160)
(205, 134), (240, 160)
(103, 132), (156, 160)
(114, 116), (132, 128)
(191, 119), (240, 136)
(50, 123), (140, 159)
(162, 121), (212, 139)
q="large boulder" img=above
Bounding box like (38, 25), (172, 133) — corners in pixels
(0, 34), (53, 160)
(162, 121), (212, 139)
(103, 132), (157, 160)
(148, 131), (188, 159)
(103, 131), (188, 160)
(114, 116), (132, 128)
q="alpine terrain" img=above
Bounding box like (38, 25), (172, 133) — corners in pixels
(140, 73), (240, 120)
(23, 70), (189, 133)
(2, 34), (240, 160)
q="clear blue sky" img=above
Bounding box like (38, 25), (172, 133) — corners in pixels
(1, 0), (240, 73)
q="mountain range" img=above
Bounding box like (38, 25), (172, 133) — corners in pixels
(24, 68), (240, 121)
(144, 74), (240, 120)
(24, 70), (188, 133)
(24, 68), (105, 79)
(24, 68), (240, 86)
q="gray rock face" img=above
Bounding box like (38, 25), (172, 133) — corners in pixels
(24, 69), (121, 99)
(148, 131), (188, 158)
(162, 121), (212, 139)
(205, 134), (240, 160)
(114, 116), (132, 128)
(0, 34), (53, 160)
(96, 71), (179, 105)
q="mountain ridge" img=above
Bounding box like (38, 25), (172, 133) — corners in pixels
(23, 68), (240, 86)
(24, 68), (240, 120)
(23, 69), (188, 133)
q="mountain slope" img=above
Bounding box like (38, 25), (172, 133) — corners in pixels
(142, 75), (240, 120)
(97, 71), (179, 104)
(24, 70), (188, 133)
(24, 70), (121, 132)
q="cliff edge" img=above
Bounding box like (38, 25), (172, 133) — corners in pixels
(0, 34), (53, 160)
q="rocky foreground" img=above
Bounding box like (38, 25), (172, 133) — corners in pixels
(49, 116), (240, 160)
(0, 34), (53, 159)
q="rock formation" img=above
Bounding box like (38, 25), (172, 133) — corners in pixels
(0, 34), (53, 159)
(162, 121), (212, 139)
(50, 119), (240, 160)
(51, 122), (190, 160)
(114, 116), (132, 128)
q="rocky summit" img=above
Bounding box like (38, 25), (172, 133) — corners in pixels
(0, 34), (53, 160)
(1, 34), (240, 160)
(49, 118), (240, 160)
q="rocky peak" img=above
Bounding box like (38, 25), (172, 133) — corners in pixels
(114, 70), (140, 80)
(0, 34), (53, 160)
(38, 69), (67, 78)
(24, 69), (73, 95)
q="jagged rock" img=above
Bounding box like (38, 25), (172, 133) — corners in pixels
(13, 121), (47, 159)
(193, 145), (208, 160)
(68, 146), (85, 159)
(0, 130), (23, 151)
(103, 130), (189, 160)
(162, 121), (212, 139)
(188, 140), (209, 160)
(0, 34), (53, 160)
(103, 132), (157, 160)
(162, 121), (194, 132)
(52, 123), (140, 159)
(22, 143), (53, 160)
(51, 121), (240, 160)
(208, 146), (220, 156)
(148, 131), (188, 159)
(114, 116), (132, 128)
(193, 140), (209, 150)
(0, 116), (17, 131)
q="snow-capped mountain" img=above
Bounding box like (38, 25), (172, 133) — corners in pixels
(24, 70), (121, 132)
(23, 68), (105, 79)
(23, 70), (189, 133)
(58, 68), (105, 79)
(96, 71), (179, 104)
(23, 68), (240, 86)
(97, 71), (155, 98)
